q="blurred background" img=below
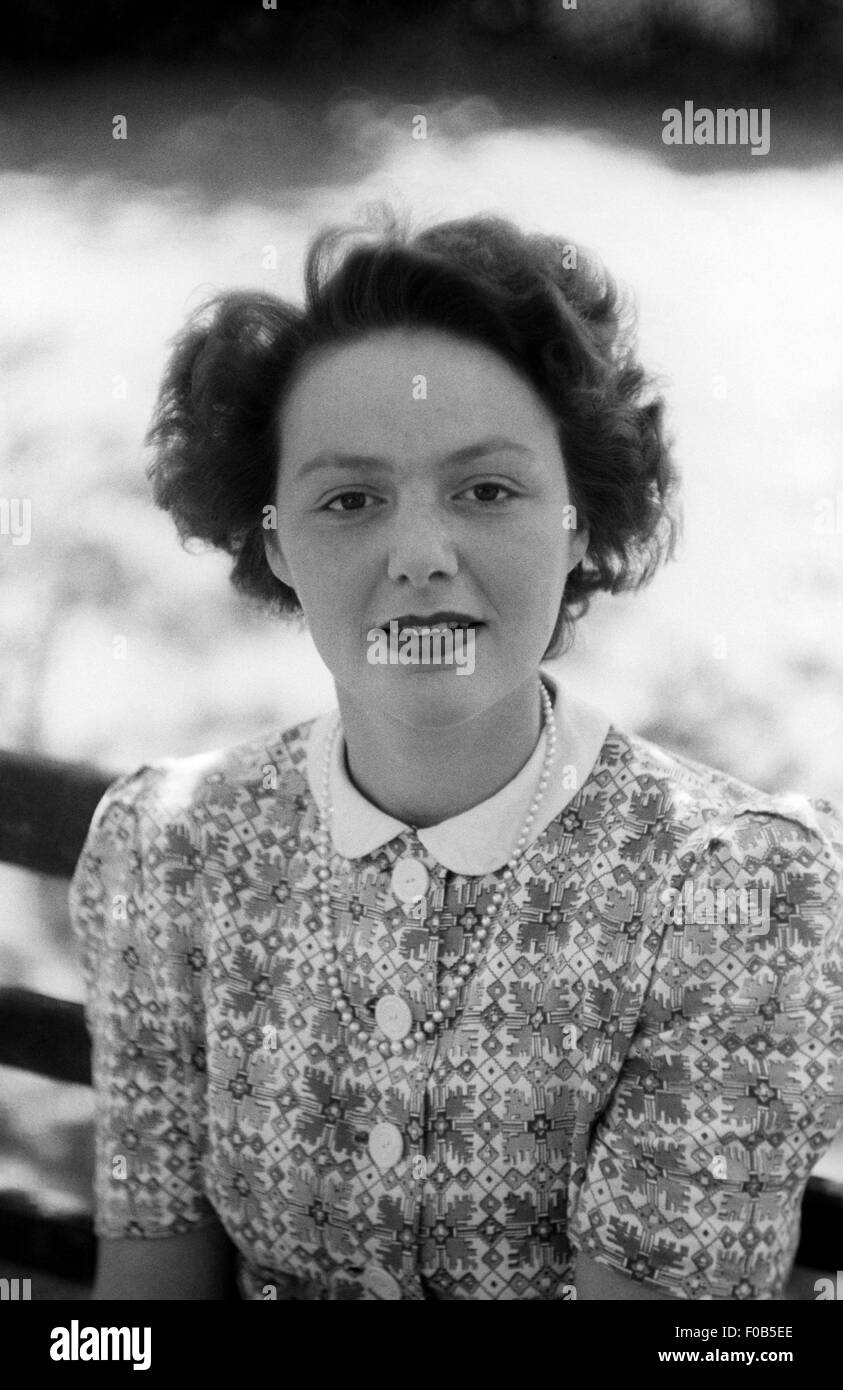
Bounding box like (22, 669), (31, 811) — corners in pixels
(1, 0), (842, 1292)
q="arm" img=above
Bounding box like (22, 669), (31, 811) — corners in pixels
(69, 769), (226, 1288)
(575, 1250), (677, 1301)
(570, 806), (843, 1300)
(91, 1222), (238, 1300)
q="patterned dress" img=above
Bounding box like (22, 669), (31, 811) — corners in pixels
(68, 671), (843, 1300)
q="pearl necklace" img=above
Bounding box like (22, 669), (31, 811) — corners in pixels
(316, 678), (557, 1057)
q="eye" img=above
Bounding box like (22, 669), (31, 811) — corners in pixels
(322, 491), (377, 513)
(460, 482), (518, 504)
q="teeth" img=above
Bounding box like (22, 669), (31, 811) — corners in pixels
(399, 623), (471, 636)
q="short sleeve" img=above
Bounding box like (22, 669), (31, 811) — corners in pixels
(68, 764), (217, 1239)
(569, 799), (843, 1299)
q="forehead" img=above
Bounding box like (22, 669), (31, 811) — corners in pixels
(279, 328), (557, 457)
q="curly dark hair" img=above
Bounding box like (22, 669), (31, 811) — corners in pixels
(145, 205), (681, 658)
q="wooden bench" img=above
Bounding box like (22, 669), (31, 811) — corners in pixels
(1, 747), (842, 1297)
(0, 749), (113, 1291)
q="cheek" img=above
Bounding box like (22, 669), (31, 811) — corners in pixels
(482, 527), (566, 599)
(280, 534), (364, 628)
(277, 518), (334, 583)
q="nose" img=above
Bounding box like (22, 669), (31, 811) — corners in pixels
(386, 502), (459, 587)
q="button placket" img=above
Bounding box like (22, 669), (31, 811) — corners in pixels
(330, 841), (438, 1289)
(365, 845), (447, 1049)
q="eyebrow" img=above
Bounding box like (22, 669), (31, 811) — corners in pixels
(295, 437), (536, 479)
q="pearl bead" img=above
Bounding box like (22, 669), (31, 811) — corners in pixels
(379, 1040), (392, 1057)
(432, 1009), (444, 1023)
(390, 1041), (404, 1056)
(423, 1021), (435, 1035)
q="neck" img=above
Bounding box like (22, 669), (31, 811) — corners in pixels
(333, 674), (549, 829)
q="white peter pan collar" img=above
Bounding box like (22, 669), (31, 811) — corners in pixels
(304, 670), (614, 876)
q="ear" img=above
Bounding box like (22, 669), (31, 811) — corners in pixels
(263, 521), (294, 589)
(568, 522), (590, 573)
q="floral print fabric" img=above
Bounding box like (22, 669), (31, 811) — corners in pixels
(68, 713), (843, 1299)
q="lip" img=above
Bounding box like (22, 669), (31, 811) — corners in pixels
(377, 611), (484, 629)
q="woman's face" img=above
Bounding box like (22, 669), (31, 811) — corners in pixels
(265, 328), (588, 728)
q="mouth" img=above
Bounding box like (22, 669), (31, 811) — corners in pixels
(376, 611), (484, 638)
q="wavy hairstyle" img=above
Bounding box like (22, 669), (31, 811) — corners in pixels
(145, 205), (681, 657)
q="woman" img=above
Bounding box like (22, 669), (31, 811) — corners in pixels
(69, 208), (843, 1300)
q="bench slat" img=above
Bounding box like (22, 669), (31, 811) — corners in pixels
(0, 1191), (95, 1281)
(0, 986), (91, 1084)
(0, 751), (115, 878)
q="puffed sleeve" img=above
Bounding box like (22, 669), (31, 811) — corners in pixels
(568, 798), (843, 1299)
(68, 763), (218, 1238)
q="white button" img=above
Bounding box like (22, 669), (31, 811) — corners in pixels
(389, 856), (430, 905)
(375, 994), (413, 1040)
(364, 1267), (402, 1300)
(368, 1121), (404, 1170)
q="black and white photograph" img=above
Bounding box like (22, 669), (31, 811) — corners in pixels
(1, 0), (842, 1347)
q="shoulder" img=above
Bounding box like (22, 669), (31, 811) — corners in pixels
(68, 714), (324, 963)
(602, 723), (788, 823)
(637, 791), (843, 1032)
(603, 722), (843, 869)
(78, 713), (322, 850)
(594, 726), (843, 1004)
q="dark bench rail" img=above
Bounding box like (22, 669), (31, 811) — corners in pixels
(1, 749), (842, 1290)
(798, 1178), (843, 1271)
(0, 1191), (96, 1282)
(0, 750), (115, 878)
(0, 987), (91, 1085)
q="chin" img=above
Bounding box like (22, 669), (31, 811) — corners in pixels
(374, 672), (490, 728)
